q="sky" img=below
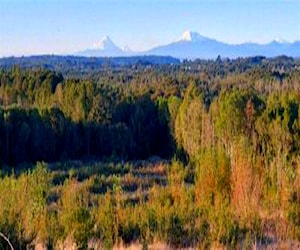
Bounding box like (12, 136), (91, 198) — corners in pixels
(0, 0), (299, 57)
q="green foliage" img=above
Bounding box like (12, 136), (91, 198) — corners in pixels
(0, 162), (49, 249)
(57, 178), (94, 249)
(96, 192), (117, 249)
(0, 57), (300, 248)
(175, 83), (204, 158)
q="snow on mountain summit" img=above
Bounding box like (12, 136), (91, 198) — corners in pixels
(78, 35), (124, 56)
(78, 32), (300, 58)
(179, 30), (209, 42)
(92, 36), (117, 50)
(273, 37), (289, 44)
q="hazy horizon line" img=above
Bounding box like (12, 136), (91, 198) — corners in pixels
(1, 31), (299, 58)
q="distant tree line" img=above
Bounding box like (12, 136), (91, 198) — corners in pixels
(0, 56), (299, 166)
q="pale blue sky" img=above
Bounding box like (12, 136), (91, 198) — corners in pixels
(0, 0), (299, 57)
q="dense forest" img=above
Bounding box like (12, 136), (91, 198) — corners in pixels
(0, 56), (299, 249)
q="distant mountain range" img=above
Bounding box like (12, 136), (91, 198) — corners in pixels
(78, 30), (300, 59)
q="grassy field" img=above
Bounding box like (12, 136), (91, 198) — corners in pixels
(47, 159), (168, 208)
(1, 158), (299, 249)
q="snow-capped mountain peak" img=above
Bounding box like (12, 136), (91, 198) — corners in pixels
(179, 30), (208, 42)
(77, 32), (300, 59)
(78, 35), (124, 57)
(273, 37), (289, 44)
(92, 35), (116, 50)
